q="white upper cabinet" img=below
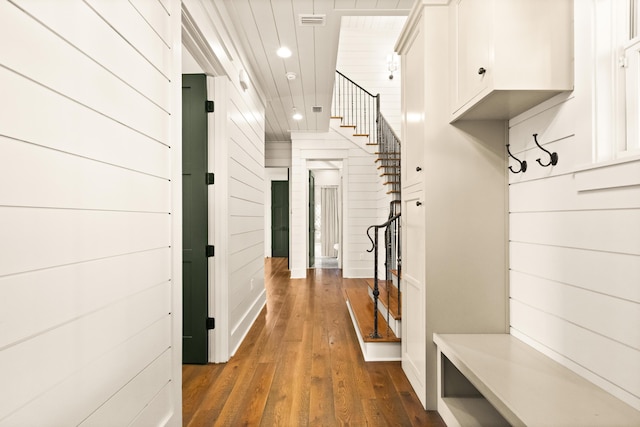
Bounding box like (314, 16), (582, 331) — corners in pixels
(451, 0), (574, 121)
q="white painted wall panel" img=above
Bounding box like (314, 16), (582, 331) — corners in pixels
(85, 0), (172, 77)
(0, 248), (170, 350)
(508, 1), (640, 410)
(511, 271), (640, 350)
(80, 349), (172, 427)
(13, 0), (170, 111)
(0, 2), (168, 144)
(0, 284), (170, 422)
(0, 1), (179, 424)
(0, 208), (170, 276)
(510, 210), (640, 255)
(510, 242), (640, 304)
(511, 300), (640, 401)
(0, 136), (169, 212)
(0, 67), (170, 179)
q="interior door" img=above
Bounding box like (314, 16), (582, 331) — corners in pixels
(271, 180), (289, 257)
(182, 74), (209, 364)
(308, 171), (315, 267)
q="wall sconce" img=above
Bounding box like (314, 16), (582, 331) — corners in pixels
(387, 53), (398, 80)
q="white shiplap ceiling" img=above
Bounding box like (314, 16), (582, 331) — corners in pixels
(220, 0), (414, 143)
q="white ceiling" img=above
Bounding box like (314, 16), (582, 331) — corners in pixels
(220, 0), (414, 143)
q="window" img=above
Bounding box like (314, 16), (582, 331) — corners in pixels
(594, 0), (640, 161)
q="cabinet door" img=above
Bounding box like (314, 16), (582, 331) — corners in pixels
(401, 191), (426, 407)
(454, 0), (491, 109)
(401, 27), (424, 190)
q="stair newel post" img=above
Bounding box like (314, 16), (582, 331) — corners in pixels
(371, 226), (382, 339)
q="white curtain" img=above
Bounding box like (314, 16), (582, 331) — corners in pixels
(321, 187), (339, 257)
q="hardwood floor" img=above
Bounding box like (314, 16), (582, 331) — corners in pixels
(182, 258), (445, 426)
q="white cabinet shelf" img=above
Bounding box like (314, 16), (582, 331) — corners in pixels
(451, 0), (574, 122)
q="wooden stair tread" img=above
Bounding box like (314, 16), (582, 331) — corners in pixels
(353, 133), (370, 137)
(345, 288), (400, 343)
(340, 125), (356, 128)
(364, 279), (401, 320)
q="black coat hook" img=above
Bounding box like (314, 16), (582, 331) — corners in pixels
(532, 133), (558, 167)
(506, 144), (527, 174)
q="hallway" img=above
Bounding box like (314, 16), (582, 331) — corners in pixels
(182, 258), (444, 426)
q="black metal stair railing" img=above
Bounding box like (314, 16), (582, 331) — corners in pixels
(332, 70), (379, 144)
(366, 201), (401, 339)
(377, 113), (401, 200)
(333, 70), (402, 339)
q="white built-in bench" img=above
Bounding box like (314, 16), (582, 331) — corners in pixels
(434, 334), (640, 427)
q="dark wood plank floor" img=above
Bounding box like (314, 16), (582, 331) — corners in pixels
(182, 258), (445, 426)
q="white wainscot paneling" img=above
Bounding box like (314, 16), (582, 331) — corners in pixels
(229, 230), (263, 254)
(2, 320), (171, 426)
(510, 271), (640, 350)
(0, 208), (170, 276)
(85, 0), (171, 76)
(230, 177), (263, 205)
(80, 349), (172, 427)
(0, 67), (170, 178)
(129, 382), (174, 427)
(0, 248), (170, 349)
(229, 197), (264, 218)
(574, 159), (640, 191)
(510, 242), (640, 304)
(12, 0), (170, 111)
(509, 173), (640, 212)
(510, 299), (640, 402)
(230, 128), (264, 169)
(0, 283), (171, 423)
(0, 137), (170, 212)
(0, 1), (168, 143)
(510, 210), (640, 255)
(509, 94), (576, 150)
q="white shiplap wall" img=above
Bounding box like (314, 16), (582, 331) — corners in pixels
(0, 0), (180, 425)
(225, 83), (266, 354)
(508, 1), (640, 410)
(290, 128), (378, 279)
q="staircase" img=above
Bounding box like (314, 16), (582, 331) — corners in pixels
(332, 70), (402, 361)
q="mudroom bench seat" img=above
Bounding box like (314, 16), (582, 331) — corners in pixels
(433, 333), (640, 427)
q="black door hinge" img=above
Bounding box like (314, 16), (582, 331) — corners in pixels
(206, 317), (215, 330)
(206, 172), (214, 185)
(206, 100), (214, 113)
(206, 245), (215, 257)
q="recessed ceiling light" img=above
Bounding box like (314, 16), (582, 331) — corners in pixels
(286, 71), (297, 80)
(277, 46), (292, 58)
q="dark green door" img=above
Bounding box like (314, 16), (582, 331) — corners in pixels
(271, 181), (289, 257)
(182, 74), (209, 364)
(308, 171), (315, 267)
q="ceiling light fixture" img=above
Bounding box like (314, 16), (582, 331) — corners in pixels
(292, 108), (303, 121)
(286, 71), (297, 80)
(277, 46), (292, 58)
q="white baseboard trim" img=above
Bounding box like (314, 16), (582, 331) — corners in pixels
(229, 289), (266, 357)
(290, 268), (306, 279)
(343, 268), (372, 279)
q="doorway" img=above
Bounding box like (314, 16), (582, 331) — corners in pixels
(271, 181), (289, 257)
(307, 163), (342, 269)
